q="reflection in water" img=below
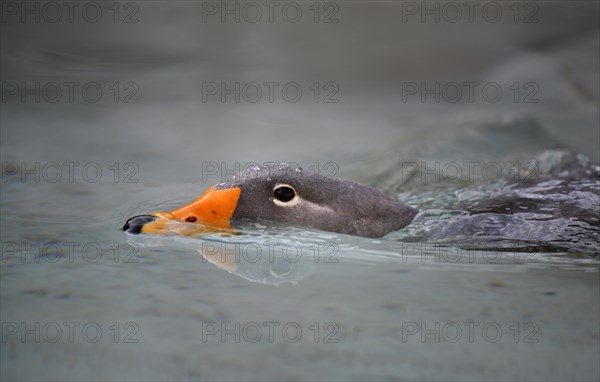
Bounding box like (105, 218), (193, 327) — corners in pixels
(127, 227), (322, 285)
(197, 240), (317, 285)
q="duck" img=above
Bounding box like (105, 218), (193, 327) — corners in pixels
(122, 164), (418, 238)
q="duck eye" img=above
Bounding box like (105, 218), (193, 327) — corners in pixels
(273, 185), (296, 203)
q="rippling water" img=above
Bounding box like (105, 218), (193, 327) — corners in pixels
(391, 149), (600, 254)
(2, 2), (599, 381)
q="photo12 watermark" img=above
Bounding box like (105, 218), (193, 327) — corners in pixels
(399, 1), (540, 24)
(399, 160), (541, 183)
(201, 321), (340, 343)
(1, 162), (139, 184)
(1, 241), (140, 264)
(393, 243), (542, 265)
(201, 81), (339, 103)
(201, 240), (339, 266)
(1, 81), (140, 104)
(1, 1), (140, 24)
(199, 161), (339, 183)
(400, 81), (539, 104)
(199, 1), (340, 24)
(399, 321), (540, 344)
(1, 321), (140, 344)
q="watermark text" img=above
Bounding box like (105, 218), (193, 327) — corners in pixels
(1, 81), (140, 103)
(1, 162), (139, 183)
(1, 321), (140, 343)
(199, 1), (340, 23)
(1, 242), (139, 264)
(201, 321), (339, 343)
(1, 1), (140, 24)
(202, 81), (339, 103)
(400, 321), (540, 343)
(400, 1), (539, 23)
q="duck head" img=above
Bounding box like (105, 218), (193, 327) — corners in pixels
(123, 165), (417, 238)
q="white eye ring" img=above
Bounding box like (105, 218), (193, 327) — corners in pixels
(272, 184), (299, 207)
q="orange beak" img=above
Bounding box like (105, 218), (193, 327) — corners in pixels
(123, 185), (242, 236)
(167, 185), (241, 227)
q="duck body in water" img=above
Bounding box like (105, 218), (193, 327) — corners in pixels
(123, 161), (599, 254)
(123, 164), (418, 238)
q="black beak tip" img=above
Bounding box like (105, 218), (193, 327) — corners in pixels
(122, 215), (156, 234)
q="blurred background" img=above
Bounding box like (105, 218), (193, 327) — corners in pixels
(2, 0), (598, 165)
(1, 1), (599, 381)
